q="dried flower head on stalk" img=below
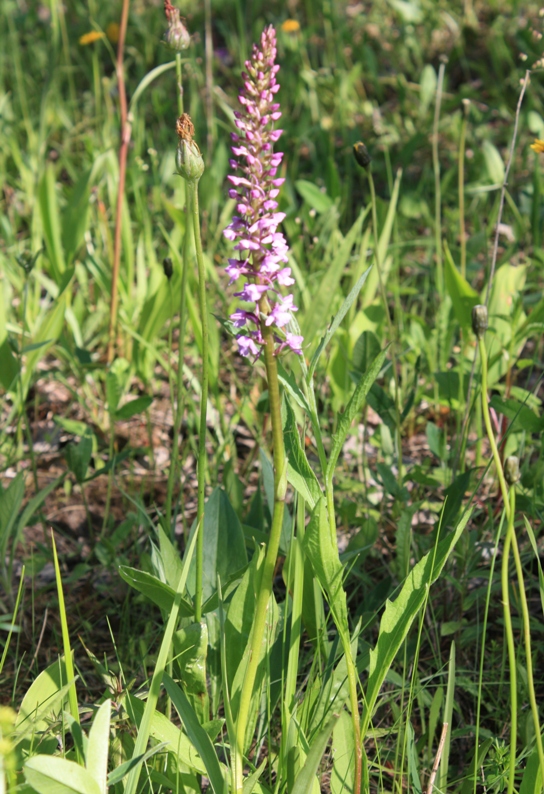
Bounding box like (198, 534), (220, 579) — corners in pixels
(223, 26), (303, 358)
(164, 0), (190, 51)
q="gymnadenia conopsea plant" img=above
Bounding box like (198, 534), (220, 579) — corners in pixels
(222, 25), (303, 793)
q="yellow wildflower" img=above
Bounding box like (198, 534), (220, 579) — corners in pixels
(281, 19), (300, 34)
(106, 22), (120, 44)
(79, 30), (105, 45)
(531, 138), (544, 153)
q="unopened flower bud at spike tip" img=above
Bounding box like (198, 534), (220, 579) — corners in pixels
(505, 456), (520, 485)
(163, 257), (174, 279)
(175, 113), (204, 183)
(472, 304), (488, 339)
(353, 141), (372, 169)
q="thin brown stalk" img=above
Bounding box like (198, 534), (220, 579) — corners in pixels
(107, 0), (131, 363)
(427, 722), (449, 794)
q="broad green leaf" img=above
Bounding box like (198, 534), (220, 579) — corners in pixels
(15, 659), (71, 739)
(186, 488), (247, 604)
(126, 692), (207, 775)
(86, 700), (111, 794)
(106, 742), (170, 786)
(118, 566), (194, 616)
(284, 399), (322, 509)
(331, 710), (355, 794)
(352, 330), (381, 377)
(291, 714), (339, 794)
(224, 548), (264, 701)
(124, 526), (199, 794)
(22, 294), (68, 398)
(326, 346), (388, 487)
(419, 64), (437, 113)
(25, 756), (101, 794)
(39, 163), (66, 283)
(115, 395), (153, 420)
(361, 510), (471, 735)
(163, 674), (227, 794)
(0, 338), (20, 390)
(173, 622), (208, 697)
(361, 169), (402, 308)
(406, 721), (423, 794)
(302, 498), (347, 629)
(482, 139), (505, 184)
(156, 524), (184, 589)
(302, 210), (366, 344)
(309, 266), (372, 378)
(524, 516), (544, 616)
(277, 361), (311, 413)
(62, 168), (92, 266)
(520, 746), (543, 794)
(295, 180), (334, 213)
(0, 472), (24, 563)
(444, 243), (479, 328)
(489, 395), (544, 434)
(64, 431), (93, 484)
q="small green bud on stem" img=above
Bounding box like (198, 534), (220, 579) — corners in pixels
(472, 304), (488, 339)
(505, 456), (520, 486)
(165, 2), (190, 51)
(175, 113), (204, 183)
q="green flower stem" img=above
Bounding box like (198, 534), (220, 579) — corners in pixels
(165, 194), (190, 528)
(189, 179), (209, 624)
(165, 56), (187, 527)
(479, 337), (544, 784)
(478, 338), (510, 514)
(509, 500), (544, 780)
(501, 489), (516, 794)
(367, 168), (403, 487)
(233, 320), (286, 794)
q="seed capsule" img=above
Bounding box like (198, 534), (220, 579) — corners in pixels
(505, 456), (520, 485)
(471, 304), (488, 339)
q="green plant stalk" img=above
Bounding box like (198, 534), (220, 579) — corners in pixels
(501, 491), (516, 794)
(478, 338), (510, 512)
(433, 60), (446, 296)
(458, 107), (468, 279)
(51, 532), (81, 760)
(189, 179), (209, 624)
(367, 168), (403, 486)
(472, 515), (504, 794)
(233, 320), (286, 794)
(165, 200), (190, 527)
(101, 425), (116, 536)
(509, 498), (544, 781)
(478, 336), (544, 786)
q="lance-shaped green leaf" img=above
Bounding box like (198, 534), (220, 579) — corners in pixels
(326, 346), (389, 488)
(361, 510), (471, 736)
(164, 673), (228, 794)
(284, 399), (322, 509)
(308, 265), (372, 380)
